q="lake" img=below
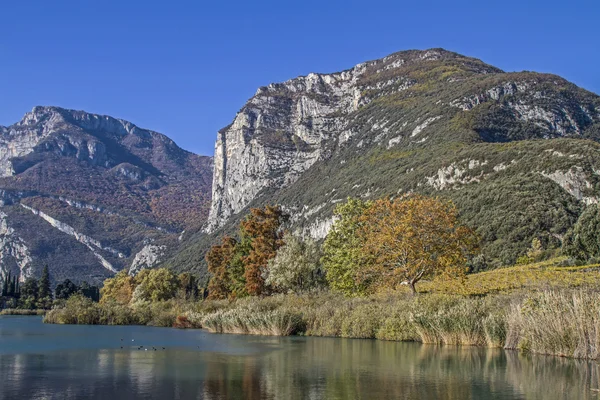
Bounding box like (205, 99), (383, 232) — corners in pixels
(0, 316), (597, 399)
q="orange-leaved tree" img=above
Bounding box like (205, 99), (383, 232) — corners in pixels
(206, 235), (237, 299)
(358, 194), (478, 295)
(241, 205), (286, 296)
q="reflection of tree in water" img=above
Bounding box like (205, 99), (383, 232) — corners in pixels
(201, 338), (596, 399)
(203, 356), (272, 400)
(1, 336), (597, 399)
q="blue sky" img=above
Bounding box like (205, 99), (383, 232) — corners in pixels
(1, 0), (598, 155)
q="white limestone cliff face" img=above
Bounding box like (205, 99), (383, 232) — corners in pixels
(0, 211), (33, 281)
(205, 65), (368, 232)
(450, 80), (596, 137)
(128, 244), (166, 275)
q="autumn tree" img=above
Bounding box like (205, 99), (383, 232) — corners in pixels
(133, 268), (179, 302)
(206, 235), (237, 299)
(358, 195), (478, 295)
(241, 206), (286, 296)
(264, 235), (324, 294)
(100, 270), (135, 305)
(322, 198), (371, 296)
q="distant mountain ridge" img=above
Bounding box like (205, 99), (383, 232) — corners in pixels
(166, 48), (600, 275)
(0, 106), (212, 285)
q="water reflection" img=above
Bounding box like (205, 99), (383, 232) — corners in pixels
(0, 317), (597, 399)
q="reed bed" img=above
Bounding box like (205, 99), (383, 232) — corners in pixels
(0, 309), (46, 316)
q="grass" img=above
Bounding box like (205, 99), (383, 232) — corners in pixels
(420, 258), (600, 296)
(0, 309), (46, 316)
(202, 309), (302, 336)
(505, 290), (600, 359)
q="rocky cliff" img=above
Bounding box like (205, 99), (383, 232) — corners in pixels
(184, 48), (600, 271)
(0, 106), (212, 284)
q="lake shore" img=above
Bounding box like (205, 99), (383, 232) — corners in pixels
(44, 285), (600, 361)
(0, 309), (46, 316)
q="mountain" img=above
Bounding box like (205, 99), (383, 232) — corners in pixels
(167, 48), (600, 274)
(0, 106), (212, 285)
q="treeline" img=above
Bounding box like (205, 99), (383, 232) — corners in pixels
(206, 195), (478, 298)
(0, 266), (100, 310)
(44, 269), (204, 326)
(99, 268), (202, 305)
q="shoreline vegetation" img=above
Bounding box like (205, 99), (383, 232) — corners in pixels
(42, 258), (600, 360)
(35, 197), (600, 361)
(0, 309), (46, 316)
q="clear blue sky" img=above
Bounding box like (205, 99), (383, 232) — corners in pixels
(1, 0), (598, 156)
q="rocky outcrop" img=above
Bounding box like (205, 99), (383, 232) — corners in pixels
(205, 66), (367, 231)
(128, 244), (166, 276)
(542, 168), (598, 205)
(0, 211), (32, 281)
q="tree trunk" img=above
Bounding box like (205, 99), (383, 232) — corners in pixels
(409, 281), (417, 296)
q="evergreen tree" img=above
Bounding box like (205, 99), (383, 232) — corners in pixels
(79, 281), (100, 302)
(1, 272), (9, 296)
(37, 265), (53, 309)
(9, 275), (16, 297)
(19, 278), (39, 309)
(55, 279), (79, 300)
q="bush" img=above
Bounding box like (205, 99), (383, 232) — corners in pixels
(44, 295), (100, 324)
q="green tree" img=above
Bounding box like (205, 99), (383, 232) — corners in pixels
(322, 198), (371, 296)
(79, 281), (100, 302)
(37, 265), (53, 309)
(264, 235), (325, 294)
(227, 232), (251, 298)
(563, 204), (600, 261)
(133, 268), (179, 302)
(178, 272), (199, 300)
(55, 279), (79, 300)
(19, 278), (38, 309)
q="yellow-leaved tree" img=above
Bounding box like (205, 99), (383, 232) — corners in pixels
(358, 195), (478, 295)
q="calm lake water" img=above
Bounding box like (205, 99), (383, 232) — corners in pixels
(0, 316), (597, 400)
